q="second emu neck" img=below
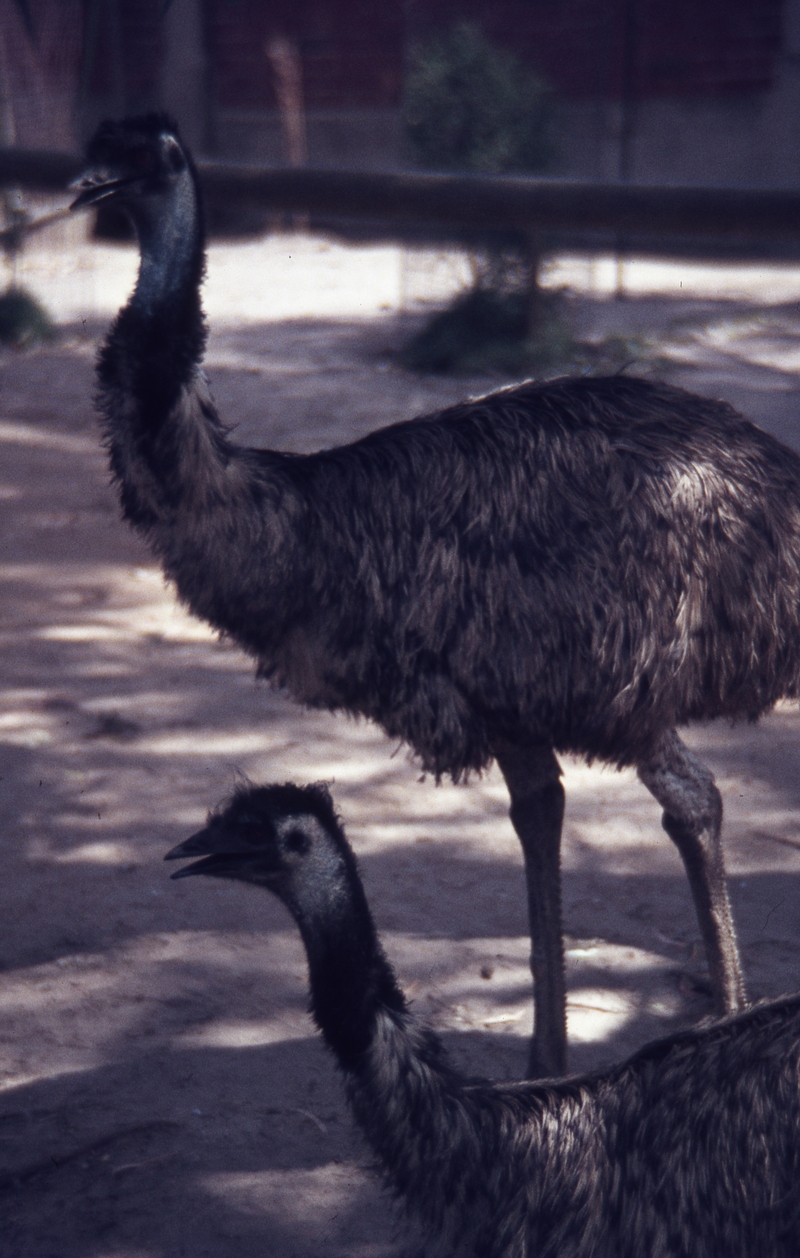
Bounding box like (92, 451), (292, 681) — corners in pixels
(286, 842), (488, 1246)
(289, 854), (408, 1069)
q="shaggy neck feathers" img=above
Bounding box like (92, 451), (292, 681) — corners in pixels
(268, 829), (409, 1069)
(297, 881), (407, 1068)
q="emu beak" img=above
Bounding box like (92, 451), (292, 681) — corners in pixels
(165, 825), (275, 882)
(164, 826), (223, 879)
(69, 169), (143, 212)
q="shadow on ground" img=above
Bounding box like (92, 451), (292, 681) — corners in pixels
(1, 299), (800, 1255)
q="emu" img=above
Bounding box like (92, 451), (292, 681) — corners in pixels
(72, 113), (800, 1076)
(167, 782), (800, 1258)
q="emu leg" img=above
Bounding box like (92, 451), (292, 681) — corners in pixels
(494, 741), (566, 1079)
(637, 728), (745, 1015)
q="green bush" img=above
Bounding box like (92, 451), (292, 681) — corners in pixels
(404, 22), (552, 174)
(399, 286), (576, 376)
(0, 288), (55, 348)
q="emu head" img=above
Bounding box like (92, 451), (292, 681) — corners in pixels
(70, 113), (191, 220)
(165, 782), (344, 893)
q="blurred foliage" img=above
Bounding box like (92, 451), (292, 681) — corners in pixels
(399, 248), (649, 377)
(399, 284), (575, 376)
(403, 23), (558, 374)
(405, 22), (552, 174)
(0, 288), (56, 348)
(400, 286), (545, 374)
(399, 284), (650, 378)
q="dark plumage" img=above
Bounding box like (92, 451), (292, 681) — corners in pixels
(73, 113), (800, 1073)
(167, 783), (800, 1258)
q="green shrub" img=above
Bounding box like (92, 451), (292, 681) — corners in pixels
(399, 286), (575, 376)
(0, 289), (56, 348)
(405, 22), (552, 174)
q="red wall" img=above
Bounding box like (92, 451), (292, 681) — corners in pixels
(209, 0), (783, 110)
(208, 0), (404, 110)
(5, 0), (783, 147)
(84, 0), (163, 103)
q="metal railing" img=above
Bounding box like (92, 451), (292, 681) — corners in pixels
(3, 145), (800, 255)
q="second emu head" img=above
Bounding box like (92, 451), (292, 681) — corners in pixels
(169, 781), (344, 889)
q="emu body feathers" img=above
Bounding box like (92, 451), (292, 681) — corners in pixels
(82, 112), (800, 1073)
(87, 120), (800, 776)
(100, 357), (800, 778)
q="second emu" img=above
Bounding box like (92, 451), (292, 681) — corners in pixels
(168, 783), (800, 1258)
(73, 114), (800, 1075)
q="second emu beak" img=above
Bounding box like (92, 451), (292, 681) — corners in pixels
(164, 827), (218, 879)
(164, 826), (267, 881)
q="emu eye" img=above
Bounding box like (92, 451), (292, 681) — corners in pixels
(285, 828), (309, 856)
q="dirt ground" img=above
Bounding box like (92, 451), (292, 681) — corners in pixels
(3, 239), (800, 1257)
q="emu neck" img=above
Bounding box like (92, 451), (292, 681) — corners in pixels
(285, 858), (407, 1070)
(275, 848), (493, 1245)
(96, 159), (231, 535)
(293, 862), (491, 1244)
(99, 162), (206, 435)
(130, 173), (202, 318)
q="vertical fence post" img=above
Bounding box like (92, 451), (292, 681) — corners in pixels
(526, 230), (542, 343)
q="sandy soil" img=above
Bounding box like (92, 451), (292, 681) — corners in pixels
(2, 237), (800, 1257)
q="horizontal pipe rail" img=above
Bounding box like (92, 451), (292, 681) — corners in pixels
(3, 145), (800, 247)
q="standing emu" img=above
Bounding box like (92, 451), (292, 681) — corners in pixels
(167, 782), (800, 1258)
(72, 113), (800, 1076)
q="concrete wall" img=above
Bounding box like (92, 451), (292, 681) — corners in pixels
(547, 1), (800, 188)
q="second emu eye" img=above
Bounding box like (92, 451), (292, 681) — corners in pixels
(285, 828), (310, 855)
